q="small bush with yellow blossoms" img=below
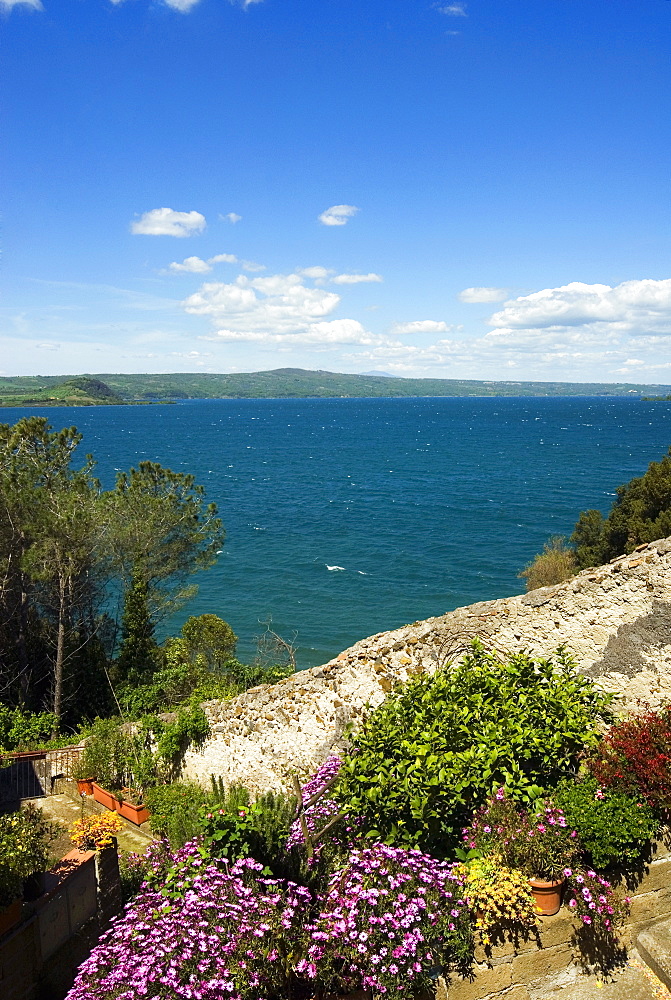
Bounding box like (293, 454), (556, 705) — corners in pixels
(453, 855), (538, 945)
(70, 812), (123, 851)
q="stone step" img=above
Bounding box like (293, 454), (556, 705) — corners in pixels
(638, 919), (671, 993)
(531, 954), (669, 1000)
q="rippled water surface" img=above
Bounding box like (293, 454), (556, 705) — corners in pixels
(5, 396), (671, 667)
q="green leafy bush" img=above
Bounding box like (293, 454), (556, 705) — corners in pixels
(336, 643), (612, 856)
(144, 781), (211, 848)
(75, 717), (129, 789)
(519, 536), (577, 591)
(552, 776), (659, 869)
(0, 704), (59, 752)
(198, 782), (299, 879)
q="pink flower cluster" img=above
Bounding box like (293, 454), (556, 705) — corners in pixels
(563, 867), (629, 931)
(67, 841), (313, 1000)
(306, 843), (470, 995)
(286, 754), (344, 855)
(66, 838), (472, 1000)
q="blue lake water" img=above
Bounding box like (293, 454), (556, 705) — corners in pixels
(4, 396), (671, 668)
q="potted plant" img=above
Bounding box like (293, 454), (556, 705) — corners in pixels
(463, 789), (580, 915)
(70, 812), (123, 852)
(114, 787), (150, 825)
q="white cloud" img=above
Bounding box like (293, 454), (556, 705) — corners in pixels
(220, 212), (242, 224)
(210, 253), (238, 265)
(0, 0), (42, 8)
(437, 2), (467, 14)
(298, 266), (333, 280)
(332, 273), (383, 285)
(168, 253), (238, 274)
(459, 286), (509, 303)
(241, 260), (266, 273)
(131, 207), (206, 237)
(182, 270), (392, 348)
(392, 320), (451, 335)
(318, 204), (359, 227)
(163, 0), (201, 9)
(169, 256), (212, 274)
(489, 279), (671, 334)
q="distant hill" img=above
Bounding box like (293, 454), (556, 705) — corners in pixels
(0, 376), (127, 408)
(1, 369), (671, 405)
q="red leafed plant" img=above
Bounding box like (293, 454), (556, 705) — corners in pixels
(590, 705), (671, 811)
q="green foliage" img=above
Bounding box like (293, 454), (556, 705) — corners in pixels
(144, 781), (212, 848)
(1, 370), (662, 402)
(155, 703), (210, 782)
(0, 417), (223, 730)
(553, 776), (660, 870)
(519, 536), (577, 591)
(336, 643), (612, 857)
(0, 704), (59, 752)
(570, 447), (671, 568)
(180, 614), (237, 667)
(75, 706), (209, 794)
(0, 805), (59, 906)
(75, 717), (130, 789)
(570, 509), (608, 570)
(198, 782), (299, 879)
(116, 576), (159, 686)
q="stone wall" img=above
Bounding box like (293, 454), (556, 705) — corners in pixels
(183, 537), (671, 793)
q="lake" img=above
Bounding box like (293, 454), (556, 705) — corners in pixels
(4, 395), (671, 668)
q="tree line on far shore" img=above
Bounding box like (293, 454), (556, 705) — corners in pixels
(521, 446), (671, 590)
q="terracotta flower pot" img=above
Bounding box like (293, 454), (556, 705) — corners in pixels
(529, 877), (565, 916)
(91, 782), (118, 811)
(77, 778), (95, 796)
(116, 798), (150, 826)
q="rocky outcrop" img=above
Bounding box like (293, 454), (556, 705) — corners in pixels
(182, 537), (671, 794)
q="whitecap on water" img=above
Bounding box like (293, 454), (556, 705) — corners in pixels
(326, 565), (346, 571)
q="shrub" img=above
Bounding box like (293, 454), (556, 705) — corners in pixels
(453, 855), (538, 944)
(306, 843), (472, 996)
(552, 776), (659, 869)
(66, 844), (314, 1000)
(118, 839), (173, 903)
(199, 784), (299, 880)
(0, 805), (59, 906)
(75, 717), (129, 789)
(589, 705), (671, 811)
(144, 781), (211, 848)
(519, 536), (577, 591)
(336, 643), (612, 856)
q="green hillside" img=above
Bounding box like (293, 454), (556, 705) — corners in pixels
(0, 376), (127, 407)
(1, 368), (671, 405)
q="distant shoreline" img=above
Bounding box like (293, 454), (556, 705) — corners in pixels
(2, 368), (671, 406)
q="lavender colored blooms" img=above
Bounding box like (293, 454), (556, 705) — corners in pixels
(66, 841), (313, 1000)
(286, 754), (345, 859)
(307, 843), (471, 995)
(66, 838), (472, 1000)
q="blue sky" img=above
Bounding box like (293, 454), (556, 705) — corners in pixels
(2, 0), (671, 381)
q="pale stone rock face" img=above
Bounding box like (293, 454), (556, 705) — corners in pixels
(182, 538), (671, 794)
